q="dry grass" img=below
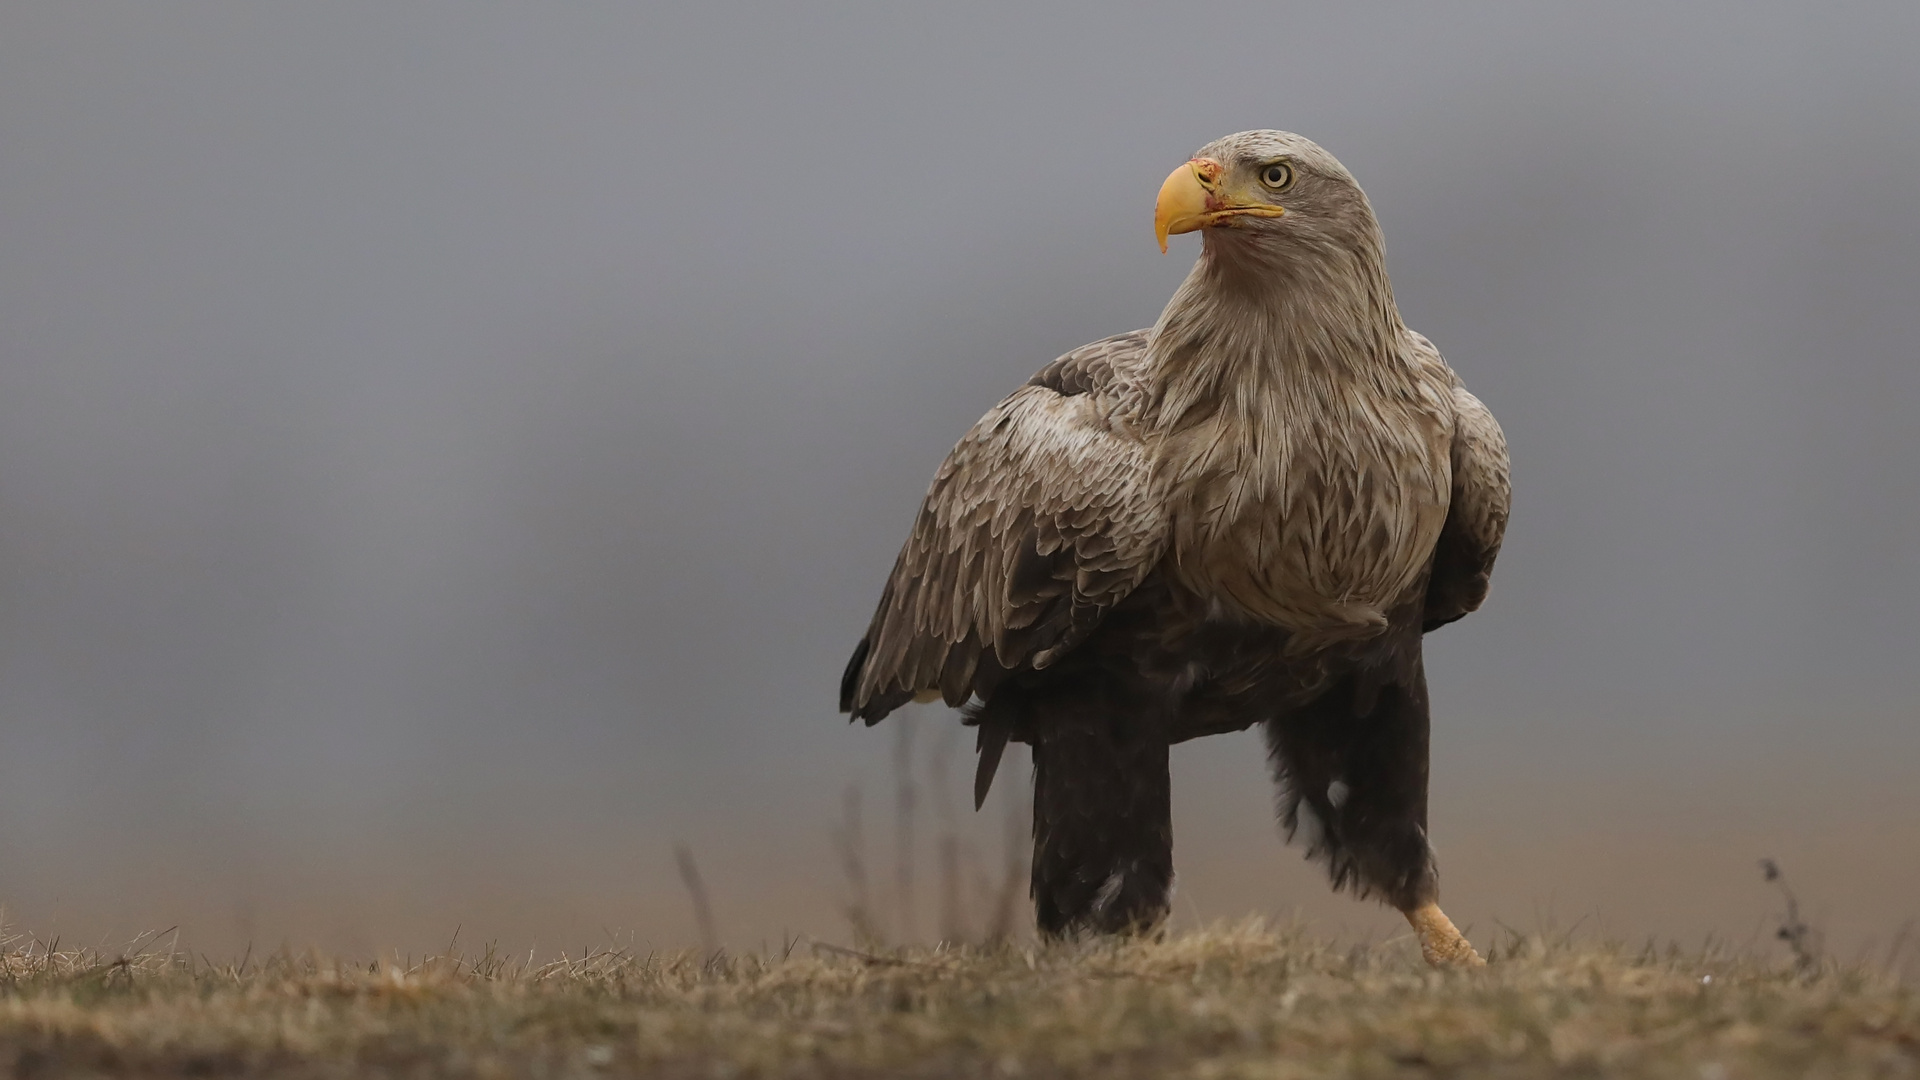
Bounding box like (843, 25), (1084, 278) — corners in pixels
(0, 922), (1913, 1078)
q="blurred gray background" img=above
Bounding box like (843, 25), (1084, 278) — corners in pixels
(1, 3), (1915, 964)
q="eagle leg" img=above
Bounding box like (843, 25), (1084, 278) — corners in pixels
(1405, 901), (1484, 967)
(1028, 697), (1173, 938)
(1266, 644), (1481, 966)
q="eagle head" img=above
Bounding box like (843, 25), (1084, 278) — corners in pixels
(1154, 130), (1379, 267)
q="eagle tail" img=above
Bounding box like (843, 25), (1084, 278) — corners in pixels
(972, 719), (1009, 811)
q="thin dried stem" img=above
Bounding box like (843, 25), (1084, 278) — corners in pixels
(673, 844), (720, 955)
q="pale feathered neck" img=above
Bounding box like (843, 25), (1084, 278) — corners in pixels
(1143, 228), (1405, 428)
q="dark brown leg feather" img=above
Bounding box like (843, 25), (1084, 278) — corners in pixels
(1030, 708), (1174, 937)
(1265, 647), (1481, 965)
(1265, 654), (1438, 914)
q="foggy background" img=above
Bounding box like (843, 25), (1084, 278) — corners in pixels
(1, 3), (1915, 966)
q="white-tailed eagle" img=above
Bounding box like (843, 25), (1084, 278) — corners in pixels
(840, 131), (1509, 966)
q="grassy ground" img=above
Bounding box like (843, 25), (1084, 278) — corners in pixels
(0, 922), (1913, 1078)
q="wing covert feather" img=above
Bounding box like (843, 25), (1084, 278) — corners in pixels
(843, 332), (1166, 722)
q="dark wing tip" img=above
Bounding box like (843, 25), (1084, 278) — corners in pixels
(838, 636), (871, 715)
(841, 634), (912, 724)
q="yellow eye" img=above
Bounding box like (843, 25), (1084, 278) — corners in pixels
(1259, 162), (1294, 191)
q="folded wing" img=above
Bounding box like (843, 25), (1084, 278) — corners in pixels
(841, 331), (1169, 723)
(1424, 386), (1510, 631)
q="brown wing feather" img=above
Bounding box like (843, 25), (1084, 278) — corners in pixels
(1424, 386), (1510, 631)
(841, 331), (1167, 723)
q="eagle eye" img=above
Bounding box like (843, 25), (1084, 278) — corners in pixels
(1259, 162), (1295, 192)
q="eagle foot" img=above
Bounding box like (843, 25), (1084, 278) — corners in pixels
(1404, 902), (1485, 968)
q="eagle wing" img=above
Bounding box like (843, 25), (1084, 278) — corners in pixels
(1423, 385), (1510, 631)
(841, 330), (1168, 724)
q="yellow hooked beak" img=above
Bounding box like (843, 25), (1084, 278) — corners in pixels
(1153, 156), (1287, 252)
